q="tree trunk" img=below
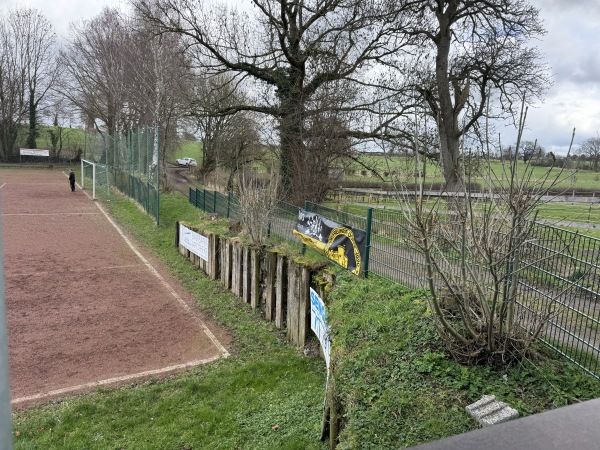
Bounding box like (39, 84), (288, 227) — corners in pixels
(26, 94), (37, 149)
(201, 137), (217, 175)
(278, 70), (305, 204)
(435, 3), (462, 191)
(0, 125), (19, 161)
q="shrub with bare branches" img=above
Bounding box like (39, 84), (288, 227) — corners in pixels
(235, 169), (280, 247)
(391, 110), (577, 365)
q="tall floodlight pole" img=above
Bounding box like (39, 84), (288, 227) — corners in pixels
(0, 214), (13, 449)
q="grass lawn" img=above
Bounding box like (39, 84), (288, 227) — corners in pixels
(16, 126), (86, 155)
(345, 154), (600, 191)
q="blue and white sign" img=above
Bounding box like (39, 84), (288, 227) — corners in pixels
(310, 288), (331, 369)
(179, 224), (209, 262)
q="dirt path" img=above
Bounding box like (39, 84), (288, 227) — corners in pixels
(166, 164), (196, 196)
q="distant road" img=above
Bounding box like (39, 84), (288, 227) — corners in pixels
(341, 188), (600, 204)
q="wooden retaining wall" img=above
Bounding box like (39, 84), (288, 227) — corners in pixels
(176, 223), (317, 347)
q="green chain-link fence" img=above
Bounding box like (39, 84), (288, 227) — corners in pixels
(83, 126), (160, 223)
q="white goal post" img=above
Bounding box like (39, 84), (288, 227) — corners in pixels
(81, 159), (97, 200)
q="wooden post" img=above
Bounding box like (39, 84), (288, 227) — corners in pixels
(208, 233), (219, 280)
(265, 252), (277, 321)
(297, 266), (311, 347)
(231, 241), (237, 294)
(237, 242), (244, 298)
(231, 241), (242, 298)
(275, 254), (287, 329)
(242, 246), (250, 304)
(287, 259), (299, 345)
(220, 237), (232, 290)
(250, 248), (261, 309)
(192, 252), (200, 271)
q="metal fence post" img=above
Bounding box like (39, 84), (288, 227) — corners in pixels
(364, 207), (373, 278)
(213, 190), (217, 214)
(146, 127), (150, 213)
(0, 217), (13, 450)
(302, 200), (309, 255)
(203, 189), (207, 211)
(156, 125), (160, 225)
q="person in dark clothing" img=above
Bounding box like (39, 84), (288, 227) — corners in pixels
(68, 169), (76, 192)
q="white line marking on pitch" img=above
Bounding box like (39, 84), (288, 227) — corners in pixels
(3, 212), (100, 216)
(0, 182), (6, 189)
(11, 355), (221, 406)
(79, 187), (230, 358)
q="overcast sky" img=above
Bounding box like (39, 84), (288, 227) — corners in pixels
(2, 0), (599, 155)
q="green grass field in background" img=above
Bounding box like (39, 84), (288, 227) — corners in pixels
(346, 154), (600, 191)
(16, 126), (86, 157)
(172, 140), (203, 163)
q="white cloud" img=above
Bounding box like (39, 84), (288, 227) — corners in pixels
(525, 0), (600, 152)
(1, 0), (128, 36)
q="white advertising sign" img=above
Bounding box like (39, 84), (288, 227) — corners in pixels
(179, 224), (209, 262)
(310, 288), (331, 369)
(20, 148), (50, 157)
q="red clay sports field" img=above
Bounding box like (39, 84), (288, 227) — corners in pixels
(0, 168), (230, 409)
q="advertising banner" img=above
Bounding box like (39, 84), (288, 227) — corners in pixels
(293, 209), (366, 276)
(19, 148), (49, 157)
(179, 224), (209, 262)
(310, 288), (331, 369)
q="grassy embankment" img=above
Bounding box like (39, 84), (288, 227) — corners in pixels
(328, 274), (600, 448)
(11, 180), (600, 449)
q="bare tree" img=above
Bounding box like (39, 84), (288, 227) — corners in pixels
(60, 8), (130, 137)
(0, 7), (58, 159)
(521, 140), (544, 162)
(576, 136), (600, 172)
(12, 8), (60, 150)
(398, 0), (549, 190)
(0, 12), (26, 160)
(290, 108), (352, 204)
(61, 8), (191, 186)
(123, 14), (192, 187)
(43, 97), (79, 161)
(236, 167), (279, 247)
(134, 0), (414, 203)
(214, 112), (264, 192)
(187, 73), (241, 177)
